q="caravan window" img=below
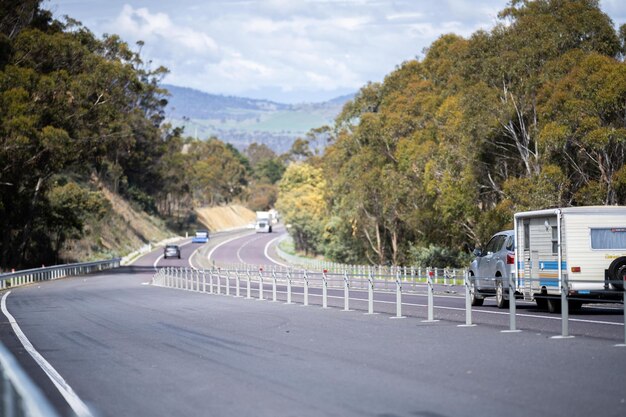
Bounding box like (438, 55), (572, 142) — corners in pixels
(590, 228), (626, 249)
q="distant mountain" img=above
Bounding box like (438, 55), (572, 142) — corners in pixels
(163, 84), (354, 153)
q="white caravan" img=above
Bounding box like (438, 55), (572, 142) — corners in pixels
(514, 206), (626, 311)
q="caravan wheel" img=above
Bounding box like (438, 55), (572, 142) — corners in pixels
(535, 297), (547, 310)
(608, 257), (626, 291)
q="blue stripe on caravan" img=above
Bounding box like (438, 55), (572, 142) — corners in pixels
(539, 279), (559, 287)
(539, 260), (567, 270)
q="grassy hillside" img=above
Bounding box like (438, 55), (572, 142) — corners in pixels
(164, 84), (352, 153)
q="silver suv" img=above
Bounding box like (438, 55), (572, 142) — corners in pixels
(469, 230), (517, 308)
(163, 244), (181, 259)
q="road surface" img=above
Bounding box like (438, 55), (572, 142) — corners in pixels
(1, 228), (625, 417)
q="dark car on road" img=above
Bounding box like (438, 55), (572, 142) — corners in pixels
(469, 230), (518, 308)
(164, 244), (181, 259)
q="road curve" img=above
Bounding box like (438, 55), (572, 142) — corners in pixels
(0, 231), (625, 417)
(206, 225), (286, 266)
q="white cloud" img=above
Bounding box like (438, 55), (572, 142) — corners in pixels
(107, 5), (220, 59)
(47, 0), (626, 103)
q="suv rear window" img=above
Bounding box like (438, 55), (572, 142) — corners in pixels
(485, 235), (505, 253)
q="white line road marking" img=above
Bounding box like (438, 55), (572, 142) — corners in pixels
(236, 235), (264, 264)
(1, 291), (94, 417)
(204, 233), (255, 267)
(264, 235), (288, 267)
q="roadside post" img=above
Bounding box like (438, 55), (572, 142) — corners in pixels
(552, 275), (573, 339)
(503, 274), (521, 333)
(286, 269), (293, 304)
(322, 270), (328, 308)
(366, 269), (375, 314)
(620, 287), (626, 347)
(202, 269), (207, 292)
(272, 268), (277, 302)
(392, 268), (404, 319)
(423, 268), (438, 322)
(235, 269), (242, 297)
(258, 268), (264, 300)
(303, 271), (309, 306)
(225, 270), (230, 296)
(343, 270), (350, 311)
(246, 267), (252, 299)
(459, 270), (475, 327)
(209, 267), (214, 294)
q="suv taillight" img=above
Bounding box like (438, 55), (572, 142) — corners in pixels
(507, 253), (515, 265)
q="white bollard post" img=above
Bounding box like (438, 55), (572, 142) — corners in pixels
(322, 270), (328, 309)
(553, 275), (573, 339)
(422, 269), (438, 322)
(246, 268), (252, 299)
(216, 268), (221, 295)
(459, 271), (476, 327)
(235, 270), (242, 297)
(303, 271), (309, 306)
(286, 270), (293, 304)
(391, 269), (404, 319)
(258, 268), (265, 300)
(502, 274), (521, 333)
(272, 269), (277, 302)
(226, 270), (231, 296)
(621, 289), (626, 346)
(366, 270), (374, 314)
(203, 269), (207, 292)
(343, 270), (350, 311)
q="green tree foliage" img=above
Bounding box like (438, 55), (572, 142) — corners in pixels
(279, 0), (625, 266)
(243, 142), (286, 210)
(186, 138), (248, 206)
(0, 2), (278, 269)
(276, 163), (327, 255)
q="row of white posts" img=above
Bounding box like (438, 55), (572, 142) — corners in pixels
(152, 267), (626, 346)
(154, 267), (448, 324)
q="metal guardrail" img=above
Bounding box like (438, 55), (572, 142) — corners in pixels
(153, 266), (626, 346)
(0, 343), (60, 417)
(0, 258), (121, 416)
(0, 259), (121, 290)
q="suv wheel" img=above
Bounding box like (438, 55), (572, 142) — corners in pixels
(469, 273), (484, 306)
(496, 279), (509, 309)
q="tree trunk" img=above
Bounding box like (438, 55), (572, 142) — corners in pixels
(18, 177), (44, 266)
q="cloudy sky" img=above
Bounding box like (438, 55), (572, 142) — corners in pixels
(43, 0), (625, 103)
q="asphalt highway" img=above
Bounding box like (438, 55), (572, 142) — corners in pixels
(1, 227), (625, 417)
